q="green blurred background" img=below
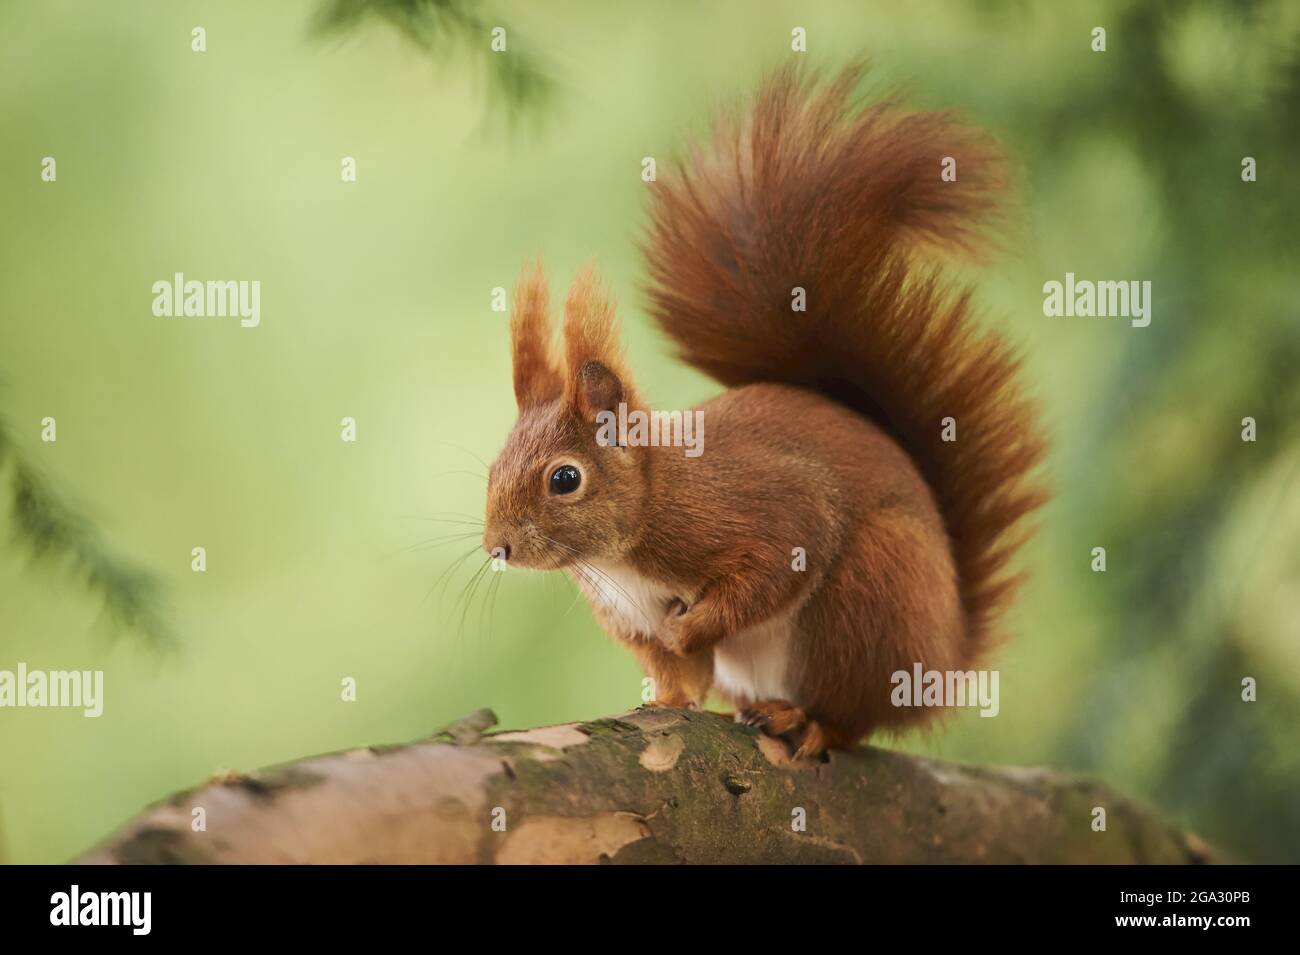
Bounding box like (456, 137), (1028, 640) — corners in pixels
(1, 0), (1298, 864)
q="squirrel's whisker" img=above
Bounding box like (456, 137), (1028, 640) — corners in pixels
(428, 544), (485, 609)
(535, 533), (657, 632)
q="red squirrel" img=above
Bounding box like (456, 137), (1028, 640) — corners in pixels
(483, 64), (1046, 757)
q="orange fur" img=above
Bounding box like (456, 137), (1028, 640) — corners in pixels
(643, 63), (1046, 665)
(485, 64), (1047, 758)
(561, 265), (640, 413)
(509, 262), (562, 410)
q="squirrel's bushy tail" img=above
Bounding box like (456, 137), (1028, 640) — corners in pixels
(642, 64), (1046, 658)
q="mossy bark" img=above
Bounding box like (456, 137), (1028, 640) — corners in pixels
(77, 708), (1214, 864)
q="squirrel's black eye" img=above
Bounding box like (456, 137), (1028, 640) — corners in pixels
(549, 465), (582, 496)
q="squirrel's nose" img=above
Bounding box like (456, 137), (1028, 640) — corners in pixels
(486, 541), (510, 562)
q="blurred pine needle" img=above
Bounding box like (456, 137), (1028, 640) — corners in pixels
(0, 414), (172, 650)
(312, 0), (556, 123)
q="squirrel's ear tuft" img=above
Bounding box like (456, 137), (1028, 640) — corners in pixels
(563, 265), (636, 418)
(510, 262), (564, 411)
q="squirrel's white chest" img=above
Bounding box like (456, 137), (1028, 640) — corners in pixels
(713, 610), (793, 704)
(580, 560), (792, 703)
(581, 560), (675, 637)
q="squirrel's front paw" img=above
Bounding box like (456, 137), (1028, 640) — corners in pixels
(665, 596), (690, 619)
(639, 697), (699, 711)
(657, 597), (690, 655)
(658, 596), (716, 656)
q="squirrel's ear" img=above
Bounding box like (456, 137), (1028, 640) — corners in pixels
(577, 360), (623, 417)
(510, 262), (564, 411)
(563, 265), (636, 418)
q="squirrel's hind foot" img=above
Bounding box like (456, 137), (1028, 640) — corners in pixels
(736, 699), (807, 735)
(792, 720), (857, 760)
(736, 700), (856, 760)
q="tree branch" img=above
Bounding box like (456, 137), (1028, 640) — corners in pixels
(77, 708), (1215, 864)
